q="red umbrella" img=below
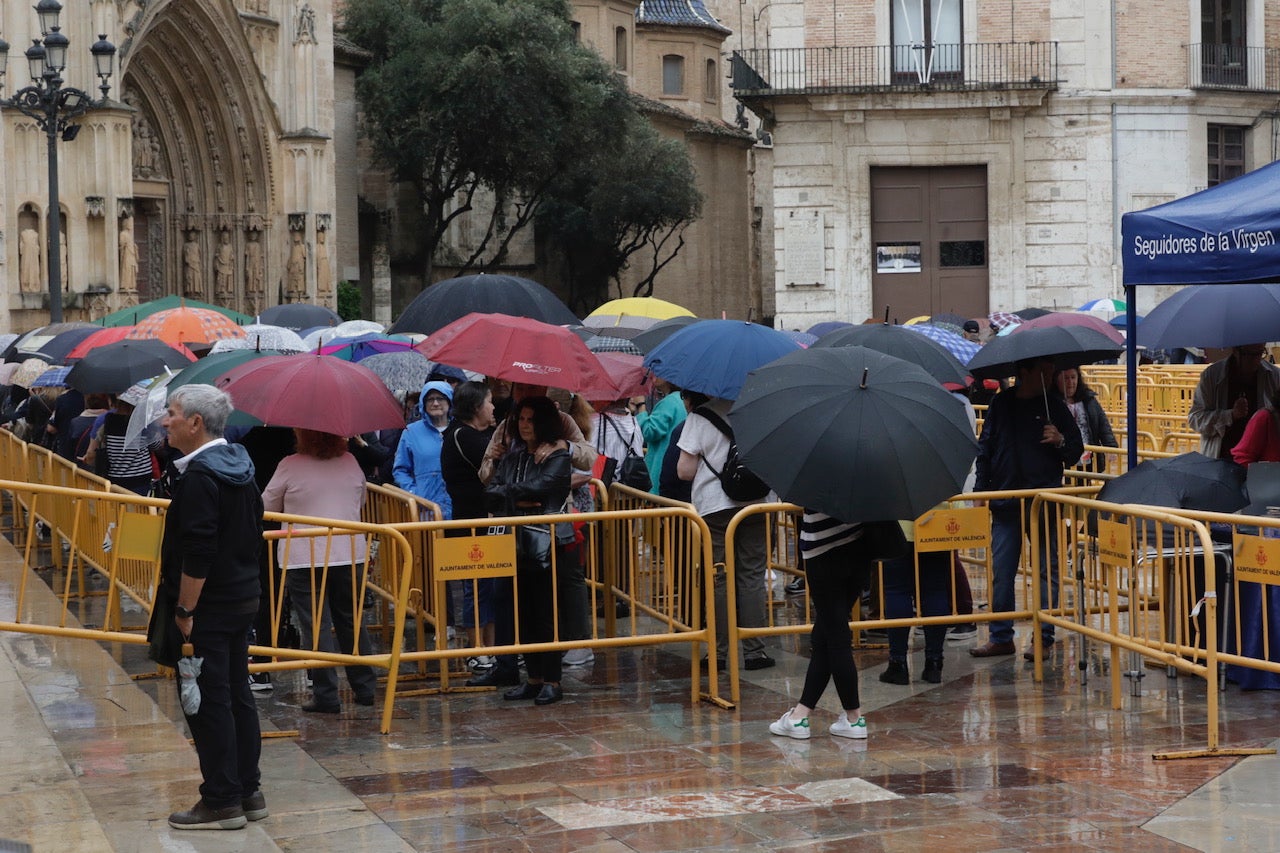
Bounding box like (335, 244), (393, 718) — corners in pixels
(416, 313), (619, 395)
(65, 326), (136, 360)
(215, 354), (406, 435)
(1012, 312), (1125, 346)
(581, 352), (650, 402)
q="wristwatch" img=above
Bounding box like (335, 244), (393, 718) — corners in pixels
(175, 604), (195, 619)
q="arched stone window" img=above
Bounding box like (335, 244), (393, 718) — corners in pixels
(615, 27), (628, 70)
(705, 58), (718, 102)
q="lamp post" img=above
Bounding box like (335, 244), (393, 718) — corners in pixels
(0, 0), (116, 323)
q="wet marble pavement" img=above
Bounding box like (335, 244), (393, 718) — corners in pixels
(3, 541), (1280, 852)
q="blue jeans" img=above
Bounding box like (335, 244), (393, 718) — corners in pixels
(989, 504), (1059, 646)
(883, 550), (950, 661)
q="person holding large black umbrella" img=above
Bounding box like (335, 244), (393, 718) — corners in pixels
(730, 347), (978, 741)
(970, 356), (1084, 660)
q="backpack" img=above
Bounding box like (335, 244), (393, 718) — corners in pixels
(601, 414), (651, 491)
(693, 405), (770, 502)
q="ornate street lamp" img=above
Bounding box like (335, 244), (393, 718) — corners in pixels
(0, 0), (115, 322)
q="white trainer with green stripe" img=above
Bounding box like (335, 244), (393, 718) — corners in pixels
(829, 713), (868, 739)
(769, 709), (811, 740)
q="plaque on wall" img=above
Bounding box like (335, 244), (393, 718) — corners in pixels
(784, 211), (825, 287)
(875, 242), (922, 274)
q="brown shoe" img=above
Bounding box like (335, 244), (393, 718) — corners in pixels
(168, 799), (247, 830)
(969, 640), (1016, 658)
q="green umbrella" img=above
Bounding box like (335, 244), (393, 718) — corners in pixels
(97, 295), (253, 328)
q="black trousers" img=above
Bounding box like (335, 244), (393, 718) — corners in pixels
(799, 541), (871, 712)
(183, 608), (261, 808)
(517, 562), (562, 683)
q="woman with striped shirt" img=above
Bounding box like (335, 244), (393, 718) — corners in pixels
(769, 511), (870, 741)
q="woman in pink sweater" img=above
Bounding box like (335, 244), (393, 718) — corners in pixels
(263, 429), (376, 713)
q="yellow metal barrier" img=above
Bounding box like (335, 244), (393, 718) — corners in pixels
(377, 504), (725, 708)
(720, 487), (1102, 704)
(1031, 493), (1273, 760)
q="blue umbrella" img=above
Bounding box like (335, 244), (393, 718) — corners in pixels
(1109, 313), (1143, 328)
(643, 320), (801, 400)
(806, 320), (854, 337)
(780, 330), (818, 348)
(901, 322), (981, 364)
(1136, 283), (1280, 350)
(30, 365), (72, 388)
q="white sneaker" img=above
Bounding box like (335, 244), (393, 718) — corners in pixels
(829, 713), (868, 740)
(769, 708), (811, 740)
(562, 647), (595, 666)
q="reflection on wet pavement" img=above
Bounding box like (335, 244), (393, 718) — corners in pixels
(1, 534), (1278, 852)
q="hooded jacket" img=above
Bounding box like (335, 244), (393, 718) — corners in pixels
(393, 380), (455, 518)
(160, 442), (264, 611)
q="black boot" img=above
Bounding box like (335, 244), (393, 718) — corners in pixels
(879, 659), (909, 685)
(922, 657), (943, 684)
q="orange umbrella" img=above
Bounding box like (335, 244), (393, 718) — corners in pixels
(127, 307), (246, 347)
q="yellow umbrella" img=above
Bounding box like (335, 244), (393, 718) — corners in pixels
(903, 315), (932, 326)
(584, 297), (696, 340)
(587, 297), (695, 322)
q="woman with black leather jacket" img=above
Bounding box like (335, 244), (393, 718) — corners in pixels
(1054, 368), (1117, 472)
(484, 395), (572, 706)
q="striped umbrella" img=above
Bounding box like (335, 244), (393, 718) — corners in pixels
(988, 311), (1021, 331)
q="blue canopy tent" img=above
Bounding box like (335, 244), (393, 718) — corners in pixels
(1119, 161), (1280, 467)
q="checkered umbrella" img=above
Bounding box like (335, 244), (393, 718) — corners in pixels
(30, 366), (73, 388)
(128, 307), (247, 347)
(586, 335), (642, 355)
(988, 311), (1021, 331)
(901, 323), (981, 365)
(210, 324), (307, 354)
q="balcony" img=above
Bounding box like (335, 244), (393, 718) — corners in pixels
(1189, 43), (1280, 93)
(730, 43), (1058, 97)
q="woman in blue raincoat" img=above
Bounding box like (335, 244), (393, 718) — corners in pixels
(393, 380), (454, 518)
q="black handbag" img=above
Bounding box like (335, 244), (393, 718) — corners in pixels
(146, 589), (182, 668)
(857, 520), (910, 562)
(604, 415), (651, 490)
(516, 523), (553, 571)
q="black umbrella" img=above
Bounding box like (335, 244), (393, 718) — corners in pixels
(1134, 282), (1280, 350)
(5, 321), (98, 362)
(257, 303), (341, 332)
(730, 347), (979, 522)
(967, 325), (1123, 380)
(32, 327), (103, 363)
(66, 339), (195, 393)
(810, 323), (971, 388)
(631, 315), (701, 354)
(1096, 453), (1247, 513)
(388, 274), (578, 336)
(1014, 307), (1052, 320)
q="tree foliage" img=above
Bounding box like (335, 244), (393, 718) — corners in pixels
(343, 0), (701, 293)
(539, 112), (701, 310)
(346, 0), (634, 277)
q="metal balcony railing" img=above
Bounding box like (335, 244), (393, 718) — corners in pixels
(1188, 43), (1280, 92)
(730, 42), (1058, 96)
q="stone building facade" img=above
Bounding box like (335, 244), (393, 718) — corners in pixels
(731, 0), (1280, 330)
(0, 0), (343, 331)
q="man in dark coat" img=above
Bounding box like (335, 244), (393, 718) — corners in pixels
(160, 384), (267, 830)
(971, 357), (1082, 659)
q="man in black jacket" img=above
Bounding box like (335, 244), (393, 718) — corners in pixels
(971, 357), (1083, 659)
(160, 384), (267, 830)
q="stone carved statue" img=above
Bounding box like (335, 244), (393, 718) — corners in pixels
(295, 3), (317, 44)
(182, 231), (203, 298)
(119, 219), (138, 293)
(244, 230), (264, 314)
(315, 229), (332, 298)
(18, 228), (41, 293)
(214, 230), (235, 303)
(285, 230), (307, 301)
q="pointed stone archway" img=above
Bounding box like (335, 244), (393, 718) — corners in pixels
(117, 0), (280, 314)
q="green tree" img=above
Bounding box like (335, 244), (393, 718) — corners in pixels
(539, 111), (702, 311)
(336, 280), (363, 321)
(344, 0), (635, 280)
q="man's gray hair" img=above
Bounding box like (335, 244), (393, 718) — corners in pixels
(168, 384), (233, 437)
